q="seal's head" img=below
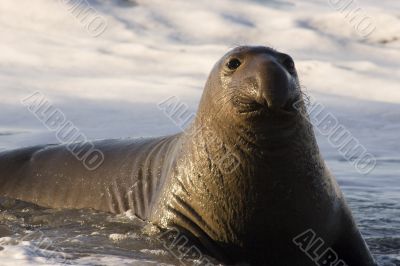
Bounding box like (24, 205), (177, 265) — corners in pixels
(197, 46), (304, 125)
(157, 46), (322, 264)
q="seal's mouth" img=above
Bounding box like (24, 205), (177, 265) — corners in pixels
(236, 94), (301, 116)
(233, 97), (265, 117)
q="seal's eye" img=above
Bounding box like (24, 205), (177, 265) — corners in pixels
(226, 58), (241, 70)
(282, 57), (295, 74)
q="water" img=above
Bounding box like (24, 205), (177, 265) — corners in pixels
(0, 157), (397, 266)
(0, 198), (217, 265)
(330, 159), (400, 266)
(0, 0), (399, 264)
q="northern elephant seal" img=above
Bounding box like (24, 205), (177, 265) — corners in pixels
(0, 46), (376, 265)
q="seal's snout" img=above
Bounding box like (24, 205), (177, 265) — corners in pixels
(218, 46), (299, 115)
(257, 55), (294, 111)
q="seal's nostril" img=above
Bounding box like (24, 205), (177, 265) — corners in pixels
(275, 52), (296, 75)
(281, 56), (295, 75)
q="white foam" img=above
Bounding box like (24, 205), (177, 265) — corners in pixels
(0, 0), (399, 264)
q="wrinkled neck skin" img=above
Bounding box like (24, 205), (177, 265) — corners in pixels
(151, 85), (335, 262)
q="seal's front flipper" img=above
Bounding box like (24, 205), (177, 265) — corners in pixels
(332, 210), (377, 266)
(333, 233), (376, 266)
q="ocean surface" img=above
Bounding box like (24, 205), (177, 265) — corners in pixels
(0, 0), (399, 265)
